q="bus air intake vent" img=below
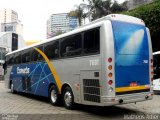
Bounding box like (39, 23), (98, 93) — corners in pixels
(83, 79), (100, 103)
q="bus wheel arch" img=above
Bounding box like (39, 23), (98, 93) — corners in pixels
(61, 84), (75, 109)
(48, 83), (61, 106)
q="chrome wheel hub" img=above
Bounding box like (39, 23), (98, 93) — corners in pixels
(11, 83), (13, 93)
(64, 91), (72, 106)
(51, 90), (57, 103)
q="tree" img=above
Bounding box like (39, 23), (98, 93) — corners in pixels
(56, 30), (63, 36)
(123, 0), (160, 52)
(68, 4), (88, 26)
(83, 0), (128, 21)
(83, 0), (108, 20)
(111, 1), (128, 13)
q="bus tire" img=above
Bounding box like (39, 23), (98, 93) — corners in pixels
(62, 87), (74, 110)
(49, 85), (60, 106)
(10, 82), (16, 94)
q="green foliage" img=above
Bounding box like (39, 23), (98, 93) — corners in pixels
(123, 1), (160, 52)
(123, 1), (160, 36)
(55, 30), (63, 36)
(68, 4), (88, 26)
(83, 0), (127, 21)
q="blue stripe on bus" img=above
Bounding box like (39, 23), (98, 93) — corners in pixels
(11, 62), (55, 97)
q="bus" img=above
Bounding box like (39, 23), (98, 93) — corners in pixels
(153, 51), (160, 94)
(5, 14), (153, 109)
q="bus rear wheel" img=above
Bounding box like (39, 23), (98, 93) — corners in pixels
(62, 87), (74, 110)
(49, 85), (60, 106)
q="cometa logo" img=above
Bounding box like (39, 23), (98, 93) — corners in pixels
(17, 67), (30, 74)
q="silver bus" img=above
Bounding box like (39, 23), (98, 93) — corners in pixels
(5, 14), (153, 109)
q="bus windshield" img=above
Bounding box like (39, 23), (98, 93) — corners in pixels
(112, 21), (149, 55)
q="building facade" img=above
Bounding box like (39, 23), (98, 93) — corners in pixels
(127, 0), (153, 10)
(0, 9), (23, 35)
(0, 9), (25, 75)
(47, 13), (79, 38)
(0, 32), (26, 63)
(0, 8), (18, 23)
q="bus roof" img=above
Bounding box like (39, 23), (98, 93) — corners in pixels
(6, 14), (145, 56)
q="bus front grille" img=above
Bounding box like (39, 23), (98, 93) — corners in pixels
(83, 79), (100, 103)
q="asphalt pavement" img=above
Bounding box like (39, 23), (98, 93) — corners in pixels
(0, 81), (160, 120)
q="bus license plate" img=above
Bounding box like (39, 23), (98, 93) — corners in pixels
(130, 82), (137, 87)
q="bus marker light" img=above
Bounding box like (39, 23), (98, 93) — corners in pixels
(151, 71), (154, 75)
(108, 65), (112, 70)
(111, 15), (116, 17)
(108, 58), (112, 63)
(108, 80), (113, 85)
(108, 73), (112, 78)
(145, 85), (150, 89)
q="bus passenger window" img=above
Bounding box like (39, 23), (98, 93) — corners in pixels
(22, 50), (31, 63)
(14, 54), (21, 64)
(7, 56), (14, 66)
(44, 41), (59, 59)
(61, 34), (82, 57)
(83, 28), (100, 54)
(31, 46), (43, 62)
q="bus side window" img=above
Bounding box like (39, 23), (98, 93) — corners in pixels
(14, 53), (21, 64)
(61, 34), (82, 57)
(31, 46), (43, 62)
(44, 41), (59, 59)
(7, 56), (14, 66)
(22, 50), (31, 63)
(83, 28), (100, 54)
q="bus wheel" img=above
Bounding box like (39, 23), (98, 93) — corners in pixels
(11, 82), (16, 94)
(49, 85), (60, 106)
(63, 87), (74, 110)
